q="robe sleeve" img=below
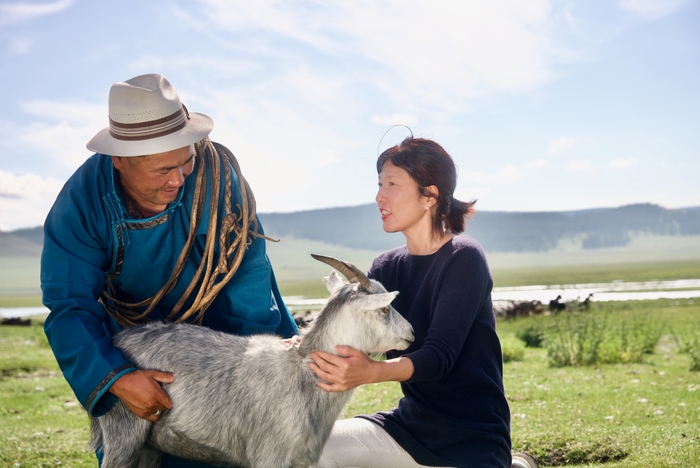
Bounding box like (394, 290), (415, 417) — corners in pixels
(41, 164), (136, 417)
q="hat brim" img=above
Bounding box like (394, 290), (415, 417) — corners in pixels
(86, 112), (213, 157)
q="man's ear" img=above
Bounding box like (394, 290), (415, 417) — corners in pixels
(111, 156), (125, 171)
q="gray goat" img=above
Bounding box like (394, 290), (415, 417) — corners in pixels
(91, 255), (414, 468)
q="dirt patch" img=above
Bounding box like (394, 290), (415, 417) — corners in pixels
(533, 438), (628, 466)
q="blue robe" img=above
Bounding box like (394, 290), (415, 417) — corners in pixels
(41, 144), (297, 467)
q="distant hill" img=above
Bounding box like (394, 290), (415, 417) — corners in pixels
(3, 203), (700, 255)
(259, 203), (700, 253)
(0, 227), (43, 256)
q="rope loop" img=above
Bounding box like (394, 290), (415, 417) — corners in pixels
(102, 138), (262, 326)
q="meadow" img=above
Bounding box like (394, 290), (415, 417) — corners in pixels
(1, 297), (699, 467)
(4, 233), (700, 301)
(2, 240), (700, 466)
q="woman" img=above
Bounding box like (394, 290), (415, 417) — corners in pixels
(310, 137), (513, 468)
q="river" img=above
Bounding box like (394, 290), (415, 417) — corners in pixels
(2, 279), (698, 318)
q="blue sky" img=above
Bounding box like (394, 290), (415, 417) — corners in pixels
(0, 0), (698, 231)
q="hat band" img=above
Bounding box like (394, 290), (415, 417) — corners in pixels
(109, 105), (188, 141)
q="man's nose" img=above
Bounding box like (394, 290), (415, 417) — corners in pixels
(168, 168), (186, 187)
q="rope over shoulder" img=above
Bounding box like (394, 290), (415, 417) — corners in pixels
(102, 138), (274, 327)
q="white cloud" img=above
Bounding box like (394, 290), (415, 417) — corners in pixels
(370, 114), (418, 126)
(5, 36), (31, 53)
(608, 157), (639, 169)
(619, 0), (692, 19)
(548, 136), (578, 154)
(20, 99), (104, 125)
(11, 100), (104, 169)
(454, 186), (490, 202)
(284, 66), (348, 112)
(460, 157), (551, 186)
(464, 164), (522, 184)
(523, 158), (548, 168)
(191, 0), (560, 112)
(566, 159), (592, 173)
(200, 90), (355, 211)
(0, 170), (64, 230)
(126, 55), (262, 79)
(0, 0), (74, 25)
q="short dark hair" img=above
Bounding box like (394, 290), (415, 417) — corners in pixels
(377, 137), (475, 235)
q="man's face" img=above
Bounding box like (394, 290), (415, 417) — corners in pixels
(111, 145), (195, 215)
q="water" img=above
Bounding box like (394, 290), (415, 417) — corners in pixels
(0, 306), (49, 319)
(491, 279), (700, 305)
(3, 279), (699, 318)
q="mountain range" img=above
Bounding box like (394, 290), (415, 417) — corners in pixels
(258, 202), (700, 252)
(3, 203), (699, 256)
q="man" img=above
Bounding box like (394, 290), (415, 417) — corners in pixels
(41, 74), (297, 467)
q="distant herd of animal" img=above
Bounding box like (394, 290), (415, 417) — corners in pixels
(494, 293), (594, 320)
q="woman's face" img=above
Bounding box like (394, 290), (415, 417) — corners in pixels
(375, 160), (432, 234)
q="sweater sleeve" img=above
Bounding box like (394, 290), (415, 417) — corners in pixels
(405, 245), (491, 382)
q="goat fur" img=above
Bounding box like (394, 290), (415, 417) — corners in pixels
(90, 269), (414, 468)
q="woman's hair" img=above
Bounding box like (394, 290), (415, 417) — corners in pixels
(376, 137), (476, 235)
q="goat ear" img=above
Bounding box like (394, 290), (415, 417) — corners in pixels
(323, 270), (346, 294)
(358, 291), (399, 311)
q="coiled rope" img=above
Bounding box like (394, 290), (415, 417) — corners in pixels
(102, 137), (271, 327)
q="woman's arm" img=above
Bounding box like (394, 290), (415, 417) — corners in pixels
(310, 346), (414, 392)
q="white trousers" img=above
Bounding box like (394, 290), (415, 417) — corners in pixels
(317, 418), (452, 468)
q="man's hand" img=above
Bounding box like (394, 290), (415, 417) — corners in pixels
(108, 369), (175, 421)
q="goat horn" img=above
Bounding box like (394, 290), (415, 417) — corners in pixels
(310, 254), (372, 291)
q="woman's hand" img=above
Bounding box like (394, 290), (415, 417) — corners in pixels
(310, 346), (377, 392)
(108, 369), (175, 421)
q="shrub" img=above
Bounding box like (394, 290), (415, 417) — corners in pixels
(501, 335), (526, 362)
(544, 311), (606, 367)
(543, 309), (664, 367)
(673, 329), (700, 371)
(516, 324), (545, 348)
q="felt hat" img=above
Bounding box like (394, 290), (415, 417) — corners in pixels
(87, 74), (213, 156)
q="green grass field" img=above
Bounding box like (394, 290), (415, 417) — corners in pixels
(2, 299), (699, 467)
(0, 257), (41, 298)
(3, 234), (700, 465)
(5, 258), (700, 307)
(6, 234), (700, 305)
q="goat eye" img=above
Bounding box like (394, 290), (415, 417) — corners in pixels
(381, 307), (390, 313)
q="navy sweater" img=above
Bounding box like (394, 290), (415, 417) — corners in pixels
(360, 235), (511, 468)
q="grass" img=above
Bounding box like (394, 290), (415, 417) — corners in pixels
(345, 300), (700, 467)
(2, 300), (700, 466)
(0, 296), (44, 308)
(0, 256), (41, 298)
(0, 317), (94, 467)
(277, 279), (330, 300)
(3, 246), (700, 466)
(492, 260), (700, 288)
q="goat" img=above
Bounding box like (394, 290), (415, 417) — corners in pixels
(504, 300), (544, 320)
(90, 254), (414, 468)
(548, 295), (566, 313)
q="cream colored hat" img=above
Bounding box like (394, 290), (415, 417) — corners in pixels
(87, 74), (213, 157)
